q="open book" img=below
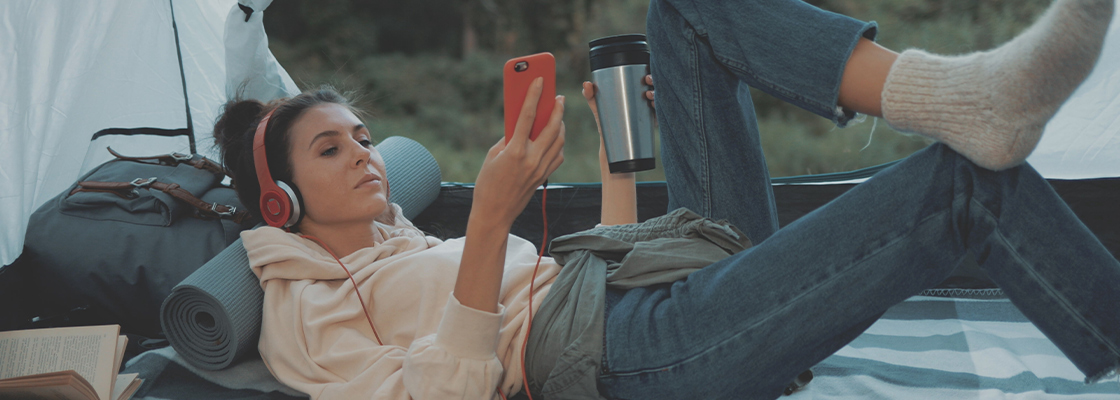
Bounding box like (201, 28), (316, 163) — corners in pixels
(0, 325), (141, 400)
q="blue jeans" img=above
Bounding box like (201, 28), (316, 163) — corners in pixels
(596, 0), (1120, 398)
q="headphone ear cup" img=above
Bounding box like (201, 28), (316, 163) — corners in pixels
(259, 185), (291, 228)
(274, 180), (304, 228)
(287, 181), (306, 227)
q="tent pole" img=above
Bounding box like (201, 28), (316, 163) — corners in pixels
(169, 0), (196, 154)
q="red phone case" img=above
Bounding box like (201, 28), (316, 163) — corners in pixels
(504, 53), (556, 143)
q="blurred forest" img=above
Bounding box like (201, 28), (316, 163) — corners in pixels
(263, 0), (1051, 182)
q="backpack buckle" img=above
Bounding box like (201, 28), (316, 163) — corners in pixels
(211, 203), (236, 218)
(129, 177), (157, 197)
(130, 177), (157, 188)
(170, 153), (193, 162)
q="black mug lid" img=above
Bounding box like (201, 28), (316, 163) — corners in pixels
(589, 34), (649, 71)
(589, 34), (647, 50)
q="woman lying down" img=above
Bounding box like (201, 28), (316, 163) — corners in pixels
(211, 0), (1120, 398)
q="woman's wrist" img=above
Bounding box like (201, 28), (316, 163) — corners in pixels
(456, 211), (511, 314)
(600, 170), (637, 225)
(466, 200), (517, 233)
(465, 212), (512, 242)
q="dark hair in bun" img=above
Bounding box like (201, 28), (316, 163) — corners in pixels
(212, 86), (364, 224)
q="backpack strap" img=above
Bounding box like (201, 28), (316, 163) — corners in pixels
(107, 147), (226, 176)
(71, 178), (249, 224)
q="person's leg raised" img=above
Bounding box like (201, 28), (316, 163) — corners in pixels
(647, 0), (878, 244)
(646, 0), (776, 243)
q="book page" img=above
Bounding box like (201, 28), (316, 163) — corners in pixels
(112, 336), (127, 373)
(111, 373), (140, 400)
(0, 325), (120, 400)
(109, 336), (127, 397)
(0, 371), (98, 400)
(0, 384), (93, 400)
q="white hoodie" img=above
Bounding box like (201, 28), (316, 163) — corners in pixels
(243, 211), (561, 399)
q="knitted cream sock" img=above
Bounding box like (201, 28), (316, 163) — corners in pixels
(881, 0), (1114, 171)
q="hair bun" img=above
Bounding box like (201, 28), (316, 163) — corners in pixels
(213, 100), (266, 150)
(212, 99), (267, 182)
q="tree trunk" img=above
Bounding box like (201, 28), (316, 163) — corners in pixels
(462, 1), (478, 58)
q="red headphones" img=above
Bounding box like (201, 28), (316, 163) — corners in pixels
(253, 108), (304, 228)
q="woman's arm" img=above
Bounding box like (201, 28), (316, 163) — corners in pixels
(598, 144), (638, 226)
(456, 78), (566, 313)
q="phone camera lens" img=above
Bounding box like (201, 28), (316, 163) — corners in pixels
(515, 61), (529, 72)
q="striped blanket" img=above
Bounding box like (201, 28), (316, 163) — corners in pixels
(791, 293), (1119, 399)
(122, 293), (1118, 399)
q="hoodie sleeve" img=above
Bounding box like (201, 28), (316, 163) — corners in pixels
(259, 287), (506, 400)
(403, 294), (507, 399)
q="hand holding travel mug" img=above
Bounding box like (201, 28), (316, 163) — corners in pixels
(590, 34), (656, 173)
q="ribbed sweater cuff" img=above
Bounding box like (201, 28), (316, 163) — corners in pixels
(435, 294), (505, 360)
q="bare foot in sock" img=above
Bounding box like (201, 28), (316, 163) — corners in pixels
(882, 0), (1114, 171)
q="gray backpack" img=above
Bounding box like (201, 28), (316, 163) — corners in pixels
(22, 148), (254, 337)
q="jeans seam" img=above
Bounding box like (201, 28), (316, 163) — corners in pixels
(687, 28), (713, 216)
(974, 198), (1120, 357)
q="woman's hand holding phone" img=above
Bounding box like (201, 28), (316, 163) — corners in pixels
(474, 77), (566, 229)
(457, 78), (564, 314)
(474, 52), (563, 229)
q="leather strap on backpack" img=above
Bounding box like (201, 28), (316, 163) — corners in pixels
(107, 147), (226, 176)
(71, 178), (249, 224)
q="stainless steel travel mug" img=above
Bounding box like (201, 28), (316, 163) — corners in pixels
(590, 34), (655, 173)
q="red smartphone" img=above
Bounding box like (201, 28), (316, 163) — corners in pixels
(504, 52), (556, 143)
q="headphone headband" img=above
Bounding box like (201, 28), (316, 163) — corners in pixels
(252, 108), (300, 228)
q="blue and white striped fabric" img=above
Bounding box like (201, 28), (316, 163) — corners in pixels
(790, 294), (1120, 399)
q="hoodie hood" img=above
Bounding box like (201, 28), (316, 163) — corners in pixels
(243, 203), (442, 285)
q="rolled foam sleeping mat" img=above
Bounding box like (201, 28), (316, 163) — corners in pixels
(160, 136), (442, 370)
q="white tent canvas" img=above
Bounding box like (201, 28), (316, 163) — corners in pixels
(1, 0), (297, 266)
(1027, 5), (1120, 180)
(1, 0), (1118, 267)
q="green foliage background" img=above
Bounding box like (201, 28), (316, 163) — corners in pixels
(263, 0), (1050, 182)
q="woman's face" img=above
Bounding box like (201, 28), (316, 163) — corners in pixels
(286, 103), (388, 227)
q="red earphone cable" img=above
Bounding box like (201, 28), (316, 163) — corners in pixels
(521, 184), (546, 400)
(499, 183), (549, 400)
(299, 234), (384, 346)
